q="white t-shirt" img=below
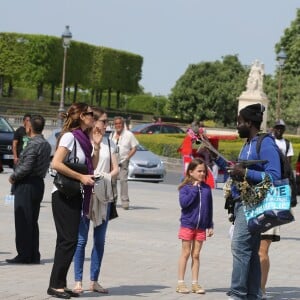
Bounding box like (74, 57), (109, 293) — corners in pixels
(111, 129), (139, 163)
(94, 137), (117, 174)
(275, 138), (294, 157)
(51, 132), (86, 193)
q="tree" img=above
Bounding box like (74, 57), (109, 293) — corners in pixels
(271, 8), (300, 128)
(169, 55), (247, 126)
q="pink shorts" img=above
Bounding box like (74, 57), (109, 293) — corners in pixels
(178, 227), (206, 241)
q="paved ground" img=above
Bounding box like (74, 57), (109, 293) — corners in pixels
(0, 167), (299, 300)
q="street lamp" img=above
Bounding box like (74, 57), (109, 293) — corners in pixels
(58, 25), (72, 126)
(276, 47), (287, 120)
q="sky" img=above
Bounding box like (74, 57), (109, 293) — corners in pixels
(1, 1), (299, 96)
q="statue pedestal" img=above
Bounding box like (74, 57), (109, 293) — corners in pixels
(238, 91), (269, 132)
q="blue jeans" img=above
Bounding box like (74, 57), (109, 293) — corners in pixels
(230, 202), (262, 300)
(74, 203), (111, 281)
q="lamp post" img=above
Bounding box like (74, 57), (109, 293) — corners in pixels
(58, 25), (72, 127)
(276, 47), (287, 120)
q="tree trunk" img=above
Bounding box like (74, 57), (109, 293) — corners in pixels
(0, 75), (4, 97)
(99, 90), (103, 106)
(73, 83), (78, 103)
(37, 82), (44, 100)
(50, 83), (55, 102)
(8, 79), (13, 97)
(108, 88), (111, 108)
(116, 91), (120, 108)
(90, 89), (95, 104)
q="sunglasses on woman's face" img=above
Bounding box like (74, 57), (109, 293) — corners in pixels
(83, 111), (94, 117)
(99, 119), (108, 124)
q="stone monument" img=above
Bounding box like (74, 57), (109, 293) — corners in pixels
(238, 60), (269, 132)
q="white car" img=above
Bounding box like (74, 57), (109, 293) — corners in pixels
(128, 144), (166, 183)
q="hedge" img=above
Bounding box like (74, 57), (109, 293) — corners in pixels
(135, 134), (300, 167)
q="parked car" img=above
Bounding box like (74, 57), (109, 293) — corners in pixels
(47, 129), (166, 183)
(0, 116), (14, 168)
(128, 144), (166, 183)
(296, 152), (300, 195)
(131, 123), (185, 134)
(47, 128), (61, 158)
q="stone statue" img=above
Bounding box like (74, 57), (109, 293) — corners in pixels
(246, 60), (264, 93)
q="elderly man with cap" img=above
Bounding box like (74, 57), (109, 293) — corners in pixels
(272, 119), (294, 164)
(214, 103), (281, 300)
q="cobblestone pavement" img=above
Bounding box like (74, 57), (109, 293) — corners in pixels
(0, 167), (299, 300)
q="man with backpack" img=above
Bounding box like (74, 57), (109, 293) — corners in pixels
(259, 119), (296, 299)
(212, 103), (281, 299)
(272, 119), (294, 163)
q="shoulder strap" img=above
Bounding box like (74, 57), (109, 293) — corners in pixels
(107, 137), (112, 171)
(256, 133), (269, 156)
(67, 136), (77, 163)
(284, 139), (290, 155)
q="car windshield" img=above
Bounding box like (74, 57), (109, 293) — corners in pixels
(0, 117), (14, 133)
(137, 144), (147, 151)
(131, 124), (150, 131)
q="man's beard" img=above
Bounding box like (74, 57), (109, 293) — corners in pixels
(238, 126), (250, 138)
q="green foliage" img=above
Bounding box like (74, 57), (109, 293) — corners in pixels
(0, 32), (143, 100)
(169, 55), (247, 126)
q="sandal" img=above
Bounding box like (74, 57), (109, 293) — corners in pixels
(90, 282), (108, 294)
(176, 282), (190, 294)
(73, 281), (84, 294)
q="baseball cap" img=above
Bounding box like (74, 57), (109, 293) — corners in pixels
(274, 119), (286, 127)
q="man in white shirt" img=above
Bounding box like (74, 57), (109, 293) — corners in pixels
(273, 119), (294, 163)
(110, 116), (139, 209)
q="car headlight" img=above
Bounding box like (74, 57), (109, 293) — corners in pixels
(129, 160), (136, 167)
(158, 160), (164, 168)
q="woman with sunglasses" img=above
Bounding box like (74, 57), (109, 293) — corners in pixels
(73, 107), (119, 294)
(48, 103), (102, 299)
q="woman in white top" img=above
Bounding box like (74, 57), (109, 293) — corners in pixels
(48, 103), (102, 299)
(73, 107), (119, 294)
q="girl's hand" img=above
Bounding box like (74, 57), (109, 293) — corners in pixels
(207, 228), (214, 237)
(80, 174), (95, 186)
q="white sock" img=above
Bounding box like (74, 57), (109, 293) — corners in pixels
(178, 280), (184, 283)
(192, 280), (198, 285)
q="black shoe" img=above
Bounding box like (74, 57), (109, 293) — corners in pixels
(6, 257), (30, 264)
(47, 287), (71, 299)
(64, 288), (80, 297)
(6, 256), (40, 264)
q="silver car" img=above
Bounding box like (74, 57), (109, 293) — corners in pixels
(47, 128), (61, 158)
(128, 144), (166, 183)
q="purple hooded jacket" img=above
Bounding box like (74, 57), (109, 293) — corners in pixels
(179, 182), (213, 230)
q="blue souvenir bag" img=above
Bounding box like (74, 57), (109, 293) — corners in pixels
(244, 178), (294, 234)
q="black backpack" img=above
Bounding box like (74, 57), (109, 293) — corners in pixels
(256, 133), (297, 207)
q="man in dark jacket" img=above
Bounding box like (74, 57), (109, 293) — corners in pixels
(6, 115), (51, 264)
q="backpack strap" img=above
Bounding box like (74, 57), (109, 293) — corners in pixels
(255, 133), (270, 156)
(284, 139), (290, 155)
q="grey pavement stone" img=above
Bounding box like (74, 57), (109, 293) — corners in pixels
(0, 167), (299, 300)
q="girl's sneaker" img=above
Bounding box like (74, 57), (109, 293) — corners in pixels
(176, 282), (189, 294)
(191, 283), (205, 294)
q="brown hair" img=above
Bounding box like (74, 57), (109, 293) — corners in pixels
(178, 158), (208, 190)
(56, 102), (90, 146)
(92, 106), (106, 121)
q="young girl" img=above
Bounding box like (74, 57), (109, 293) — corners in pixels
(177, 158), (214, 294)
